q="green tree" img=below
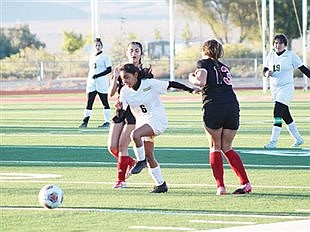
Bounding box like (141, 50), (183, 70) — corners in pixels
(1, 24), (45, 59)
(181, 22), (193, 46)
(62, 30), (85, 54)
(177, 0), (260, 44)
(0, 31), (16, 59)
(272, 0), (310, 49)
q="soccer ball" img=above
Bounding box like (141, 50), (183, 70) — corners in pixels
(38, 184), (64, 209)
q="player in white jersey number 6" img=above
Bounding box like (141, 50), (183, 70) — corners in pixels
(263, 34), (310, 149)
(115, 63), (199, 193)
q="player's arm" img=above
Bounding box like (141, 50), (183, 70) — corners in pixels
(93, 66), (112, 79)
(263, 67), (272, 77)
(109, 66), (121, 97)
(188, 68), (207, 87)
(298, 65), (310, 78)
(167, 81), (197, 93)
(112, 98), (128, 123)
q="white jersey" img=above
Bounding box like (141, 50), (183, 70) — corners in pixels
(86, 51), (112, 94)
(119, 79), (169, 135)
(265, 50), (302, 105)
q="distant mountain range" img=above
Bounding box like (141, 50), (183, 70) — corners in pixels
(2, 1), (182, 53)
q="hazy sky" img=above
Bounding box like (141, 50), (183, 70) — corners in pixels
(2, 0), (187, 52)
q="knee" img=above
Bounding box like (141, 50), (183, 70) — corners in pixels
(130, 130), (139, 143)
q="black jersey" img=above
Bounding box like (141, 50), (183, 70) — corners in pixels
(197, 58), (238, 106)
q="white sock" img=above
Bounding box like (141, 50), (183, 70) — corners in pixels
(286, 121), (303, 141)
(270, 126), (281, 143)
(103, 109), (111, 122)
(133, 144), (145, 161)
(84, 109), (92, 118)
(148, 165), (164, 186)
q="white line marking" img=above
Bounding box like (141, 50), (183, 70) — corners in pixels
(1, 178), (310, 189)
(0, 160), (309, 169)
(296, 209), (310, 212)
(128, 226), (196, 231)
(0, 173), (62, 180)
(189, 220), (256, 225)
(1, 207), (309, 219)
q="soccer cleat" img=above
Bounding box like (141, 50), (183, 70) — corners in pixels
(264, 141), (277, 149)
(79, 122), (88, 128)
(150, 181), (168, 193)
(216, 186), (226, 195)
(125, 159), (136, 179)
(130, 159), (147, 174)
(291, 139), (304, 148)
(232, 183), (252, 194)
(112, 181), (126, 189)
(98, 122), (110, 128)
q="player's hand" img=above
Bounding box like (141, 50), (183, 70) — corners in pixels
(92, 74), (98, 79)
(114, 100), (123, 110)
(113, 65), (122, 78)
(191, 87), (202, 94)
(265, 70), (272, 77)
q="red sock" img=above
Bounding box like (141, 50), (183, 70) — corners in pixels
(209, 151), (224, 187)
(117, 156), (129, 182)
(224, 149), (249, 185)
(128, 156), (136, 166)
(110, 149), (119, 159)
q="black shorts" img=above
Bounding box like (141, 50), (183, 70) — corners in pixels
(124, 106), (136, 125)
(203, 102), (239, 130)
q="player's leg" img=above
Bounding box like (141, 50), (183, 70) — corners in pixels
(108, 122), (124, 159)
(203, 104), (225, 195)
(98, 92), (111, 128)
(79, 91), (97, 128)
(116, 124), (136, 182)
(222, 129), (251, 194)
(283, 107), (304, 147)
(130, 124), (154, 174)
(144, 140), (168, 193)
(205, 126), (225, 195)
(264, 101), (285, 148)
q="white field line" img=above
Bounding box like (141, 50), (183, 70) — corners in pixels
(0, 160), (310, 169)
(1, 178), (310, 190)
(189, 220), (256, 225)
(128, 226), (196, 231)
(296, 209), (310, 212)
(1, 206), (309, 220)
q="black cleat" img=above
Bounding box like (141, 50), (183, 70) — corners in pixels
(98, 122), (110, 128)
(79, 122), (88, 128)
(150, 181), (168, 193)
(232, 183), (252, 194)
(130, 159), (147, 174)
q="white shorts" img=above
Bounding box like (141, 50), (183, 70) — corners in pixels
(271, 85), (294, 106)
(86, 76), (109, 94)
(137, 118), (168, 137)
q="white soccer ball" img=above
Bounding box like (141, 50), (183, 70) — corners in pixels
(38, 184), (64, 209)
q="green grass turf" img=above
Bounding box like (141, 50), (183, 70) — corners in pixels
(1, 90), (310, 231)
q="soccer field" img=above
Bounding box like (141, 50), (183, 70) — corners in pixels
(1, 90), (310, 231)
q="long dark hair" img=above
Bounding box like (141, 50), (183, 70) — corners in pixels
(202, 39), (225, 84)
(119, 63), (153, 79)
(127, 41), (153, 78)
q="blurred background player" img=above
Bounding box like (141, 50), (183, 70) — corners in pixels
(263, 34), (310, 149)
(79, 38), (112, 128)
(188, 39), (252, 195)
(117, 63), (197, 193)
(108, 41), (152, 189)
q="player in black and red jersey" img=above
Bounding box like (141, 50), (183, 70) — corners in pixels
(188, 39), (252, 195)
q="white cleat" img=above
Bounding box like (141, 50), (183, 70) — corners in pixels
(216, 186), (226, 196)
(264, 141), (277, 149)
(291, 139), (304, 148)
